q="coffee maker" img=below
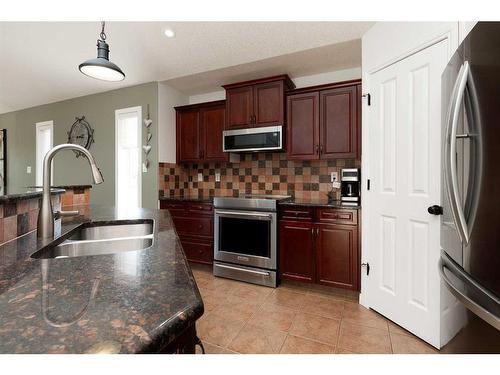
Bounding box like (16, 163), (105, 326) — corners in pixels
(341, 168), (360, 205)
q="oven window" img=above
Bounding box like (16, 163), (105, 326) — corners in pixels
(224, 131), (280, 151)
(218, 217), (271, 258)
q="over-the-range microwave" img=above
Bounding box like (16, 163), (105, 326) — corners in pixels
(223, 125), (283, 152)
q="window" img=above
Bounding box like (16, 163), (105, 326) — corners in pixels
(35, 121), (53, 186)
(115, 106), (142, 210)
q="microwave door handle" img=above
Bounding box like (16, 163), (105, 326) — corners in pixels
(445, 61), (470, 245)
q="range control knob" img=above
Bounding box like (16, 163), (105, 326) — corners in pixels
(428, 205), (443, 215)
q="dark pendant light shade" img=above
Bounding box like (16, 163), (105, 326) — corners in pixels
(79, 22), (125, 82)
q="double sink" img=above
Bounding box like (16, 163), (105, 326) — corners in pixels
(31, 219), (155, 259)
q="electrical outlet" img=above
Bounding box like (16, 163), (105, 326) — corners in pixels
(215, 172), (221, 182)
(26, 166), (31, 174)
(330, 172), (338, 182)
(197, 172), (203, 182)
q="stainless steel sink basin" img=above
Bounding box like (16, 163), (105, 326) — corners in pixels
(31, 219), (155, 259)
(66, 220), (154, 241)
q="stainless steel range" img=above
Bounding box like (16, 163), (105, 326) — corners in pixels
(213, 194), (290, 287)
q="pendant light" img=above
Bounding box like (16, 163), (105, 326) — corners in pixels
(79, 21), (125, 82)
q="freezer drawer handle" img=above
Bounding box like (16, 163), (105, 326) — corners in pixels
(439, 252), (500, 331)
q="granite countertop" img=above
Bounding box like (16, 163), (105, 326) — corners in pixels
(279, 198), (361, 209)
(0, 188), (65, 203)
(28, 185), (93, 189)
(0, 205), (203, 353)
(159, 195), (214, 203)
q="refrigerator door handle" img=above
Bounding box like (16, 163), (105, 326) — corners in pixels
(440, 251), (500, 331)
(445, 61), (470, 245)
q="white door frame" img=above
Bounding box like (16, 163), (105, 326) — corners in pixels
(114, 106), (142, 209)
(35, 120), (54, 186)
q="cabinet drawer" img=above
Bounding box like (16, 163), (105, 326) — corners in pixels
(180, 237), (213, 264)
(279, 207), (314, 221)
(172, 216), (213, 237)
(187, 203), (213, 215)
(318, 208), (357, 225)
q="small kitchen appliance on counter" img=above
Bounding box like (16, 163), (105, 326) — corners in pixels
(340, 168), (360, 205)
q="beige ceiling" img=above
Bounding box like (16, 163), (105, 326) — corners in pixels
(0, 22), (373, 114)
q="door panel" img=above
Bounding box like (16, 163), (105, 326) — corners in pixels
(201, 105), (228, 161)
(320, 85), (357, 158)
(176, 109), (200, 162)
(279, 221), (315, 282)
(226, 86), (253, 129)
(286, 92), (320, 160)
(367, 40), (449, 347)
(253, 81), (284, 127)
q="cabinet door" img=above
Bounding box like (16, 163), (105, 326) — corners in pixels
(176, 109), (200, 162)
(286, 92), (320, 160)
(316, 224), (358, 290)
(201, 105), (228, 161)
(279, 221), (315, 282)
(226, 86), (253, 129)
(253, 81), (284, 127)
(320, 85), (358, 158)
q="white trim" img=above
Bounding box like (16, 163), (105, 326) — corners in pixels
(114, 106), (142, 209)
(35, 120), (53, 186)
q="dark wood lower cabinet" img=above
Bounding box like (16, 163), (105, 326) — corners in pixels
(316, 224), (358, 289)
(279, 221), (315, 282)
(279, 206), (360, 291)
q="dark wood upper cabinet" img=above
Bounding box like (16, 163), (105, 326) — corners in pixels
(223, 75), (295, 130)
(225, 86), (253, 129)
(279, 221), (315, 283)
(316, 223), (358, 289)
(320, 85), (358, 159)
(201, 104), (227, 161)
(175, 100), (228, 163)
(176, 109), (200, 163)
(286, 91), (320, 160)
(286, 79), (361, 160)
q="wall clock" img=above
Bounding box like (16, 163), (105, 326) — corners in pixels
(67, 116), (95, 157)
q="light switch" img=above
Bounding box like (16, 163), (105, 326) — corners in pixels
(215, 172), (221, 182)
(197, 172), (203, 182)
(330, 172), (338, 182)
(27, 166), (31, 174)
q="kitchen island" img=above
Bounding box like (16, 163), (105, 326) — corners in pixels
(0, 205), (204, 353)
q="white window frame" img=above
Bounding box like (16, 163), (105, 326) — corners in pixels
(35, 120), (54, 186)
(114, 106), (142, 209)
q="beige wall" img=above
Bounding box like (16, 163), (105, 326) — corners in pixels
(0, 82), (159, 210)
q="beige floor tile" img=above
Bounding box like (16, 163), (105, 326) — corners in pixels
(335, 348), (357, 354)
(306, 285), (346, 301)
(342, 301), (389, 331)
(289, 312), (340, 346)
(338, 322), (392, 354)
(279, 281), (312, 294)
(211, 295), (262, 322)
(199, 289), (230, 312)
(196, 312), (245, 347)
(388, 321), (412, 337)
(266, 288), (309, 310)
(229, 282), (273, 303)
(228, 324), (287, 354)
(299, 294), (345, 319)
(197, 276), (241, 293)
(197, 342), (224, 354)
(248, 303), (297, 332)
(390, 333), (438, 354)
(280, 334), (335, 354)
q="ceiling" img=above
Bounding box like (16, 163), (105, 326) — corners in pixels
(0, 22), (373, 114)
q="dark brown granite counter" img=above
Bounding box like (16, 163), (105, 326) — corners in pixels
(0, 205), (203, 353)
(0, 187), (65, 202)
(159, 195), (214, 203)
(29, 185), (92, 189)
(279, 198), (361, 209)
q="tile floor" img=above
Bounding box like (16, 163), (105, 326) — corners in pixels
(191, 264), (438, 354)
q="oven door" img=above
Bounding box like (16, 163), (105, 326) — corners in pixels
(214, 209), (277, 270)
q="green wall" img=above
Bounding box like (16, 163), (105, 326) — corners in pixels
(0, 82), (159, 210)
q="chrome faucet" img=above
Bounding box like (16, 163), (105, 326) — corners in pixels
(37, 144), (104, 239)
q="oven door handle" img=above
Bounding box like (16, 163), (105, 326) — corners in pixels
(215, 210), (273, 221)
(215, 263), (271, 276)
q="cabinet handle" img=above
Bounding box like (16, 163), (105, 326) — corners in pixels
(315, 144), (319, 155)
(320, 145), (323, 154)
(316, 228), (320, 237)
(311, 228), (314, 237)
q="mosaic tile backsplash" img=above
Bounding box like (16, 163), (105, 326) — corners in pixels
(159, 153), (361, 200)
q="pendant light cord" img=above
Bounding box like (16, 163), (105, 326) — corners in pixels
(99, 21), (106, 41)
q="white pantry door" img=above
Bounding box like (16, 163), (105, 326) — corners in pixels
(366, 40), (448, 347)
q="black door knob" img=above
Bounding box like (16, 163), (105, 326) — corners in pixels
(428, 205), (443, 215)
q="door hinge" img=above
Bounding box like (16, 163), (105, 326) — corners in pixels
(367, 179), (371, 191)
(361, 262), (370, 276)
(362, 93), (371, 106)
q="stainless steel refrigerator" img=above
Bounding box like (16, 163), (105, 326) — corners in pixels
(439, 22), (500, 353)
